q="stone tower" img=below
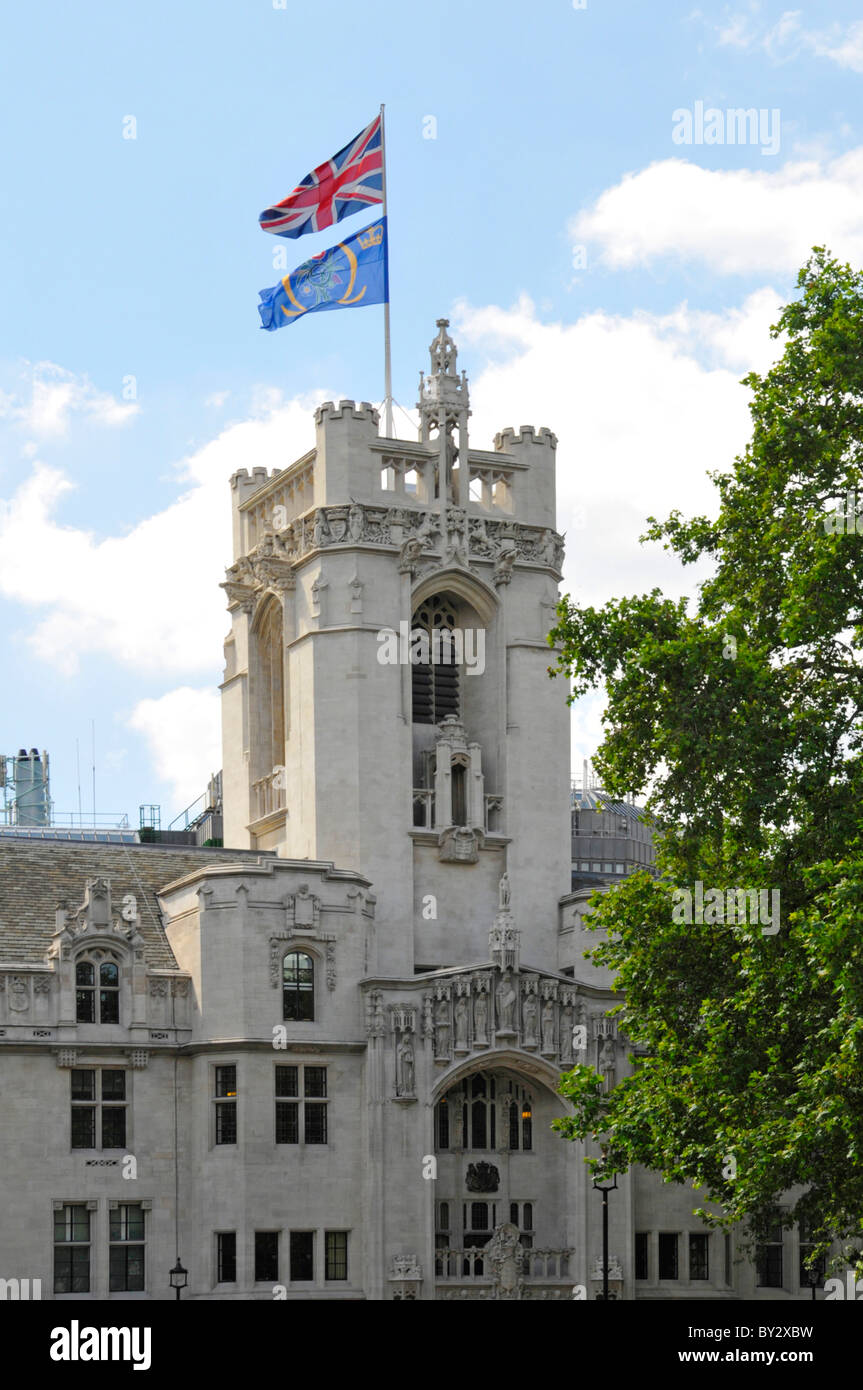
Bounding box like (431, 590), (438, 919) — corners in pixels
(220, 319), (570, 979)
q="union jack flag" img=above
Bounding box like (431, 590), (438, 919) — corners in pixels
(259, 115), (383, 239)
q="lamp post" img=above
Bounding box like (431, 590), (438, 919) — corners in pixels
(804, 1261), (823, 1302)
(593, 1145), (618, 1301)
(169, 1258), (188, 1301)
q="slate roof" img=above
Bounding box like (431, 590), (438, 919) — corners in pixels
(0, 838), (275, 969)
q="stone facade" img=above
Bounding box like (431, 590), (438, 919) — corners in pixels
(0, 323), (821, 1300)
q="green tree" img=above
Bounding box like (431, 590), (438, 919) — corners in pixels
(550, 249), (863, 1278)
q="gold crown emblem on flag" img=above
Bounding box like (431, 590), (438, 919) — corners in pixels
(357, 224), (384, 249)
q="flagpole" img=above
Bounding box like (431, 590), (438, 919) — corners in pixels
(380, 102), (394, 438)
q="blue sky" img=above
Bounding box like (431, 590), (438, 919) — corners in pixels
(2, 0), (863, 824)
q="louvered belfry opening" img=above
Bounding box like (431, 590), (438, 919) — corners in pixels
(411, 594), (459, 725)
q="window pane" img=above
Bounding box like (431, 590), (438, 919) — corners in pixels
(55, 1204), (89, 1243)
(71, 1107), (96, 1149)
(471, 1100), (486, 1150)
(218, 1232), (236, 1283)
(54, 1246), (91, 1295)
(215, 1066), (236, 1098)
(304, 1067), (327, 1098)
(101, 1071), (126, 1101)
(109, 1244), (144, 1293)
(522, 1116), (532, 1151)
(437, 1099), (449, 1149)
(99, 989), (120, 1024)
(325, 1231), (347, 1281)
(76, 990), (95, 1023)
(305, 1102), (327, 1144)
(275, 1065), (298, 1097)
(102, 1107), (127, 1149)
(689, 1233), (709, 1280)
(275, 1101), (299, 1144)
(215, 1102), (236, 1145)
(254, 1232), (279, 1282)
(658, 1233), (679, 1279)
(71, 1070), (95, 1102)
(110, 1205), (144, 1242)
(523, 1203), (533, 1231)
(510, 1202), (519, 1226)
(100, 962), (119, 986)
(471, 1202), (489, 1231)
(76, 962), (94, 986)
(635, 1232), (648, 1279)
(289, 1231), (314, 1281)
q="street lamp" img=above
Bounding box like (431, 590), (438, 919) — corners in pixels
(593, 1145), (618, 1301)
(804, 1261), (824, 1302)
(169, 1258), (188, 1301)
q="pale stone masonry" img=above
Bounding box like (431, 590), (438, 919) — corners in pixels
(0, 323), (817, 1300)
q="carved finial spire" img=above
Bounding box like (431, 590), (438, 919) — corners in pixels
(418, 319), (471, 505)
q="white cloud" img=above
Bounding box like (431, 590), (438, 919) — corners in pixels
(128, 687), (221, 810)
(456, 287), (782, 634)
(572, 149), (863, 274)
(0, 391), (323, 677)
(455, 292), (785, 774)
(0, 362), (139, 437)
(205, 390), (230, 408)
(715, 7), (863, 72)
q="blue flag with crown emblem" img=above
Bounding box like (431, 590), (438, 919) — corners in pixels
(258, 217), (388, 331)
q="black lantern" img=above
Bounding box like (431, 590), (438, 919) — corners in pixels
(169, 1257), (188, 1300)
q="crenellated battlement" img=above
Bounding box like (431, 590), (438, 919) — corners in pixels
(494, 426), (558, 451)
(314, 399), (380, 426)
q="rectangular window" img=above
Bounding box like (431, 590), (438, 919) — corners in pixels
(757, 1224), (783, 1288)
(71, 1069), (127, 1151)
(658, 1232), (679, 1279)
(290, 1231), (314, 1282)
(54, 1204), (90, 1294)
(635, 1232), (648, 1280)
(305, 1102), (327, 1144)
(217, 1232), (237, 1283)
(724, 1232), (732, 1285)
(689, 1233), (709, 1280)
(215, 1065), (237, 1145)
(254, 1231), (278, 1282)
(109, 1204), (145, 1292)
(275, 1065), (328, 1145)
(325, 1231), (348, 1282)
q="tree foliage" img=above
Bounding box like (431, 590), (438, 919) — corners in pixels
(550, 249), (863, 1273)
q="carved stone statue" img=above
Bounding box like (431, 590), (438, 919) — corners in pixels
(522, 991), (538, 1043)
(434, 998), (451, 1057)
(474, 991), (488, 1043)
(496, 972), (517, 1033)
(498, 872), (511, 910)
(560, 1001), (574, 1065)
(396, 1035), (415, 1096)
(541, 999), (555, 1053)
(598, 1036), (616, 1085)
(454, 994), (469, 1050)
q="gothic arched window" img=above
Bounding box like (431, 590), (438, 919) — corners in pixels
(411, 595), (459, 725)
(76, 959), (119, 1024)
(282, 951), (314, 1022)
(252, 597), (286, 808)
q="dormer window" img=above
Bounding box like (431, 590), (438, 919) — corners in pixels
(76, 959), (120, 1024)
